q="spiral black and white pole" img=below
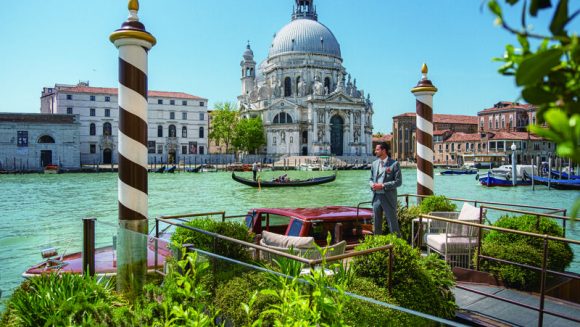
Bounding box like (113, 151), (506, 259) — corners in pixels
(411, 64), (437, 197)
(110, 0), (156, 294)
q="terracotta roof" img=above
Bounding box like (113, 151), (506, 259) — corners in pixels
(478, 101), (536, 114)
(57, 86), (206, 100)
(490, 131), (542, 140)
(393, 113), (477, 125)
(0, 113), (77, 124)
(444, 133), (482, 142)
(433, 129), (450, 136)
(373, 134), (392, 142)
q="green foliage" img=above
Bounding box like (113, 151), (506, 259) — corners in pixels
(1, 273), (125, 326)
(208, 102), (239, 153)
(233, 116), (266, 154)
(213, 272), (278, 326)
(127, 251), (218, 326)
(479, 214), (574, 289)
(351, 234), (457, 319)
(488, 0), (580, 218)
(171, 217), (255, 262)
(396, 202), (421, 242)
(343, 277), (425, 326)
(419, 195), (457, 214)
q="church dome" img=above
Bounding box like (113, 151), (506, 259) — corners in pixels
(269, 18), (341, 59)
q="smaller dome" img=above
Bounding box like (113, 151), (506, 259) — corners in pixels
(243, 43), (254, 60)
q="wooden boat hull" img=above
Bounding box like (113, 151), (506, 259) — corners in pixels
(232, 172), (336, 187)
(23, 237), (170, 277)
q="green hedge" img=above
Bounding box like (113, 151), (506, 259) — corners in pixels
(479, 214), (573, 290)
(171, 217), (254, 262)
(397, 196), (457, 243)
(350, 234), (457, 319)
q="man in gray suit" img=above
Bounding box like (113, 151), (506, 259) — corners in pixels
(369, 142), (402, 236)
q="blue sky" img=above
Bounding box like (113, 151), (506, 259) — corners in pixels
(0, 0), (575, 133)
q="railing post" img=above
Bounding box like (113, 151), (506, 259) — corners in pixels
(476, 207), (484, 271)
(538, 237), (549, 327)
(418, 214), (424, 249)
(388, 247), (394, 296)
(405, 195), (409, 208)
(82, 217), (96, 276)
(562, 209), (567, 238)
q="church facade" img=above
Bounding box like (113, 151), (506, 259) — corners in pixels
(237, 0), (373, 156)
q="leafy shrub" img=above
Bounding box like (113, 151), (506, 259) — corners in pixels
(214, 272), (278, 326)
(351, 234), (457, 319)
(479, 214), (573, 290)
(1, 273), (125, 326)
(127, 251), (217, 326)
(171, 217), (254, 262)
(343, 277), (426, 326)
(397, 202), (422, 242)
(419, 195), (457, 214)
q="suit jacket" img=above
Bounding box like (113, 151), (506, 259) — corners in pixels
(370, 157), (402, 203)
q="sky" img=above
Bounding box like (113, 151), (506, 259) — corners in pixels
(0, 0), (576, 133)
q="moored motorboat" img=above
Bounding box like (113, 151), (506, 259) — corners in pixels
(44, 164), (60, 174)
(23, 236), (170, 278)
(232, 172), (336, 187)
(478, 165), (536, 187)
(524, 172), (580, 190)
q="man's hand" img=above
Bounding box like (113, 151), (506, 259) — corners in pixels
(371, 183), (384, 191)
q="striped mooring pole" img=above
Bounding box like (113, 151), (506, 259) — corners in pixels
(411, 64), (438, 198)
(110, 0), (156, 295)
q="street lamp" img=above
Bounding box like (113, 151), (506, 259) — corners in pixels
(511, 142), (517, 186)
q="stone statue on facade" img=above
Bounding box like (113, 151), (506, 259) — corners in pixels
(353, 128), (360, 143)
(317, 109), (325, 123)
(335, 72), (345, 92)
(313, 76), (324, 96)
(317, 128), (324, 142)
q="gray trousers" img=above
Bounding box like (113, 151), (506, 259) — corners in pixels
(372, 194), (400, 236)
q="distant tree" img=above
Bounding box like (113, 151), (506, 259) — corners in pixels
(488, 0), (579, 218)
(209, 102), (238, 153)
(233, 117), (266, 154)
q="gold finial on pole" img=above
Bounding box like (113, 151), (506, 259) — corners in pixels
(128, 0), (139, 12)
(421, 63), (428, 75)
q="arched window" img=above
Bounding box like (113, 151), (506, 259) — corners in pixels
(182, 126), (187, 138)
(245, 67), (251, 77)
(273, 112), (293, 124)
(157, 125), (163, 137)
(199, 127), (204, 138)
(324, 77), (330, 91)
(38, 135), (55, 143)
(90, 123), (96, 136)
(169, 125), (176, 137)
(284, 77), (292, 97)
(103, 122), (112, 136)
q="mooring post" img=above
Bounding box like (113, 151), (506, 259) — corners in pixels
(82, 217), (96, 276)
(110, 0), (156, 296)
(411, 64), (437, 200)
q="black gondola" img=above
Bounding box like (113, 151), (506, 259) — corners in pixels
(153, 165), (166, 173)
(165, 165), (177, 173)
(231, 172), (336, 187)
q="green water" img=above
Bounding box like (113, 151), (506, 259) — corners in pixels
(1, 169), (578, 306)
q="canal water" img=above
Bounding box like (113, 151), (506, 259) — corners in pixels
(1, 169), (578, 308)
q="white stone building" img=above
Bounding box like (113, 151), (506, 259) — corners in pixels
(41, 82), (208, 165)
(0, 113), (80, 171)
(238, 0), (373, 156)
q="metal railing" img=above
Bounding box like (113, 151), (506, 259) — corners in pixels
(413, 210), (579, 326)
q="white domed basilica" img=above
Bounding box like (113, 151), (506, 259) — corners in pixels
(238, 0), (373, 156)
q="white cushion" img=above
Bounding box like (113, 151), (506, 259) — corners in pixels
(261, 230), (314, 249)
(458, 202), (481, 221)
(426, 234), (477, 253)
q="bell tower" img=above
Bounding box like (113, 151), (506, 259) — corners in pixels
(241, 42), (256, 95)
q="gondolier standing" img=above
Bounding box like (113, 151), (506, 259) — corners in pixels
(252, 162), (258, 181)
(369, 142), (402, 236)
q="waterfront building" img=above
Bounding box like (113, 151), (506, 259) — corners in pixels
(0, 113), (80, 171)
(477, 101), (536, 133)
(392, 113), (478, 161)
(40, 82), (208, 165)
(237, 0), (373, 157)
